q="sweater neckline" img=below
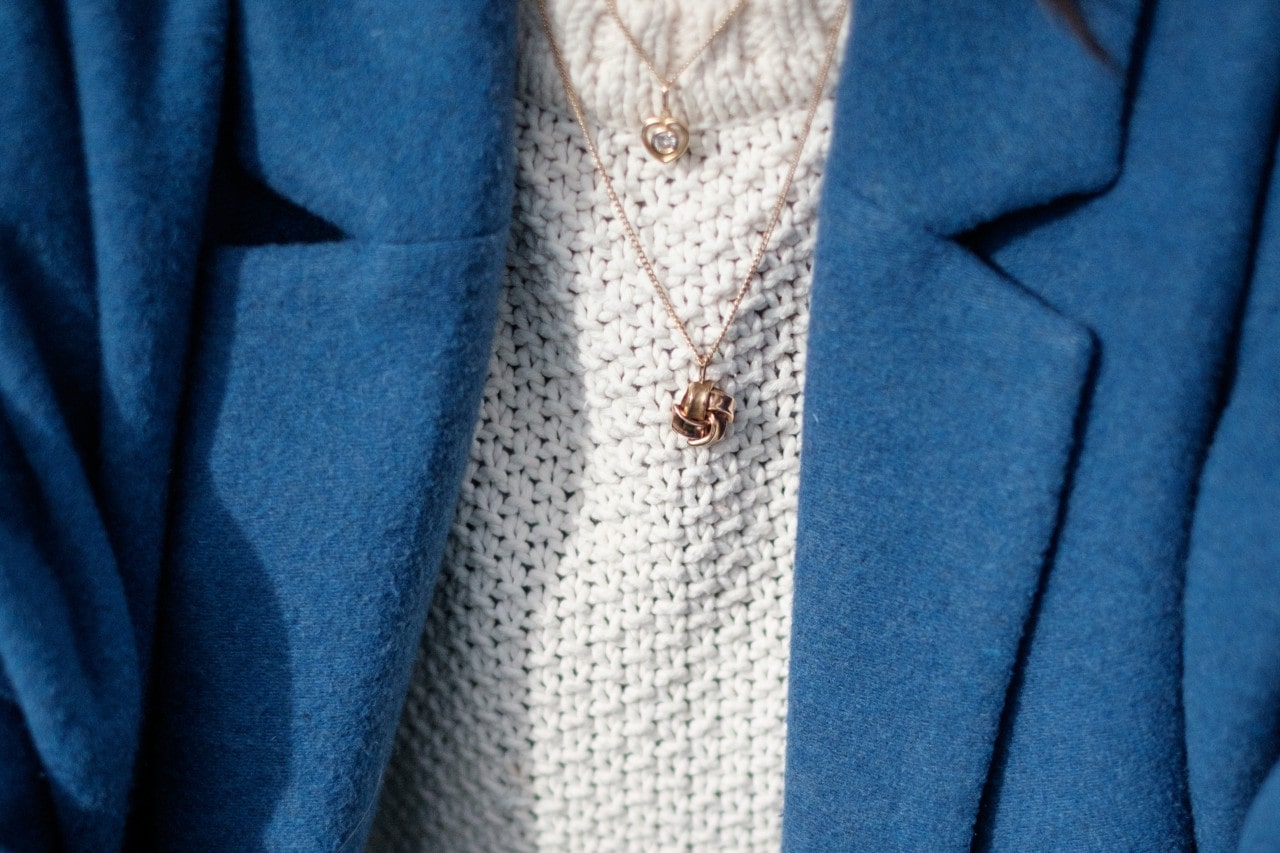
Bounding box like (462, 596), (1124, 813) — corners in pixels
(518, 0), (850, 131)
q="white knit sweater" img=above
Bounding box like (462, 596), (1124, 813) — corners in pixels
(369, 0), (847, 849)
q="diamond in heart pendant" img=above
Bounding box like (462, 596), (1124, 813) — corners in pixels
(641, 115), (690, 163)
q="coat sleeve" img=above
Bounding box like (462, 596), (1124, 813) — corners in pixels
(1182, 115), (1280, 851)
(0, 1), (225, 849)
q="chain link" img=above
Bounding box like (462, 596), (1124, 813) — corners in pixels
(536, 0), (849, 374)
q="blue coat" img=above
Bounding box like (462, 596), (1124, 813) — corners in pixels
(1, 0), (1278, 849)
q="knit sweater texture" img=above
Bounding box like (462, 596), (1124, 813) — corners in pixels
(369, 0), (848, 848)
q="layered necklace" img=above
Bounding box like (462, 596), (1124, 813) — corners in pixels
(536, 0), (848, 447)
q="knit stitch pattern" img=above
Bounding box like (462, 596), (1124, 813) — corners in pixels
(369, 0), (846, 849)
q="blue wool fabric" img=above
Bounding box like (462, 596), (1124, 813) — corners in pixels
(0, 0), (1277, 850)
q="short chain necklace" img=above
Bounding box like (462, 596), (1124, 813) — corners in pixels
(536, 0), (848, 448)
(604, 0), (749, 162)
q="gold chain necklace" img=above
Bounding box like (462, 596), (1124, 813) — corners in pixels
(604, 0), (749, 162)
(536, 0), (848, 448)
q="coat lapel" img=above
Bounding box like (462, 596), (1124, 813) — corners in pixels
(783, 0), (1144, 848)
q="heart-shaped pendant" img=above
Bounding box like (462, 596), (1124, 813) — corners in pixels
(641, 114), (690, 163)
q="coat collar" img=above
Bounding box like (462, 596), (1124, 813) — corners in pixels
(239, 0), (1146, 842)
(782, 0), (1144, 846)
(826, 0), (1141, 237)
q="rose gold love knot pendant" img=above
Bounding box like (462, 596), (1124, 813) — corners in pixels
(671, 379), (735, 447)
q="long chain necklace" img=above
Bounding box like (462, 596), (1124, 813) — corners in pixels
(604, 0), (749, 162)
(536, 0), (848, 448)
